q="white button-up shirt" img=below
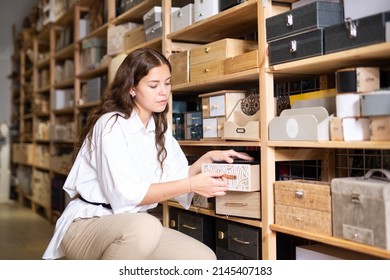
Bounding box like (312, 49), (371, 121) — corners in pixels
(43, 111), (193, 259)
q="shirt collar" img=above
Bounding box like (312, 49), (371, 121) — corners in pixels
(129, 111), (155, 134)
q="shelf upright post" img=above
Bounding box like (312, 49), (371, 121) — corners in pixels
(259, 0), (277, 260)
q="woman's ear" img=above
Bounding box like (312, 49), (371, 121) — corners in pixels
(129, 88), (136, 97)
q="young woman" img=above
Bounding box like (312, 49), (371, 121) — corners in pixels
(43, 48), (253, 260)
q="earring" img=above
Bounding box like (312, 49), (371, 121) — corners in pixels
(130, 91), (136, 97)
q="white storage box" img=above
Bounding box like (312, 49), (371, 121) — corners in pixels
(336, 93), (361, 118)
(201, 161), (260, 192)
(194, 0), (220, 23)
(330, 117), (370, 141)
(342, 117), (370, 141)
(171, 4), (194, 32)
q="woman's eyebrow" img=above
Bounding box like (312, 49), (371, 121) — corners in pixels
(147, 77), (171, 83)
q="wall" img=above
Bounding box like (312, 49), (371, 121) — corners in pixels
(0, 0), (37, 202)
(0, 0), (37, 126)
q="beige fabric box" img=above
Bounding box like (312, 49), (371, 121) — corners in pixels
(216, 191), (260, 219)
(274, 180), (332, 235)
(331, 169), (390, 250)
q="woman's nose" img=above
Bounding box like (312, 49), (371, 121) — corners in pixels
(160, 84), (170, 96)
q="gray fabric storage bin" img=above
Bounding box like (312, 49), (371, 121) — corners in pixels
(331, 169), (390, 250)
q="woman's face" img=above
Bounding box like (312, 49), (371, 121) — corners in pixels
(130, 64), (171, 125)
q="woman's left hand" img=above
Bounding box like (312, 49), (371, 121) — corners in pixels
(189, 149), (255, 177)
(205, 149), (254, 164)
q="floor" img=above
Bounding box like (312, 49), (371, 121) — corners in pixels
(0, 200), (55, 260)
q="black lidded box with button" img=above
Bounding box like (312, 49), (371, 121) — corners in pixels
(215, 219), (261, 260)
(268, 28), (324, 65)
(266, 1), (343, 42)
(324, 12), (390, 54)
(174, 208), (215, 251)
(219, 0), (246, 12)
(266, 1), (344, 66)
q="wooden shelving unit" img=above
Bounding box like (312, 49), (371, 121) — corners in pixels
(9, 0), (390, 260)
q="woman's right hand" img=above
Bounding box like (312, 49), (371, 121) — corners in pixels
(189, 172), (229, 197)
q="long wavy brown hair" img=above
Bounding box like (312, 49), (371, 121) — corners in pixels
(71, 48), (171, 171)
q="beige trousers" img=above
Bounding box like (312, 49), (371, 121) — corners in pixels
(61, 212), (216, 260)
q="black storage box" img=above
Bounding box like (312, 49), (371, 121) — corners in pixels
(324, 12), (390, 54)
(219, 0), (245, 12)
(268, 29), (324, 65)
(266, 1), (343, 42)
(215, 219), (261, 260)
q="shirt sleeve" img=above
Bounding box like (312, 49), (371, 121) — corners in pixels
(163, 133), (194, 209)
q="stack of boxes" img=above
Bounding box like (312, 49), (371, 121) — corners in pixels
(80, 37), (107, 72)
(200, 90), (246, 139)
(331, 66), (390, 141)
(54, 59), (74, 83)
(79, 74), (108, 105)
(202, 160), (261, 220)
(32, 169), (51, 208)
(107, 22), (141, 56)
(266, 1), (344, 65)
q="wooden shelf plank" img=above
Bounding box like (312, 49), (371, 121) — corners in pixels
(269, 42), (390, 76)
(179, 140), (260, 147)
(268, 140), (390, 150)
(270, 224), (390, 259)
(77, 64), (109, 80)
